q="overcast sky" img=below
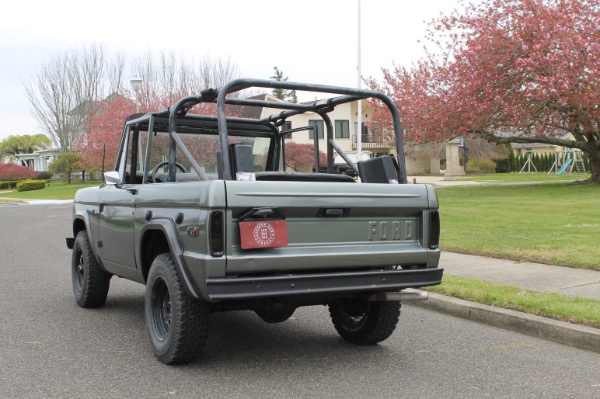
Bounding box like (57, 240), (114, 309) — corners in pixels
(0, 0), (466, 142)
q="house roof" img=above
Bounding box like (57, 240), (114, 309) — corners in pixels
(229, 93), (287, 119)
(511, 132), (575, 149)
(15, 148), (61, 159)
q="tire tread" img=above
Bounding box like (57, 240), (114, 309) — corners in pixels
(72, 231), (111, 308)
(329, 300), (401, 345)
(146, 253), (209, 364)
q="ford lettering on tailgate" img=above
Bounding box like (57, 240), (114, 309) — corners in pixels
(368, 220), (416, 241)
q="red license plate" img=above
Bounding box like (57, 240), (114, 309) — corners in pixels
(239, 220), (288, 249)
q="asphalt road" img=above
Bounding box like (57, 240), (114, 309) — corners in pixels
(1, 203), (599, 399)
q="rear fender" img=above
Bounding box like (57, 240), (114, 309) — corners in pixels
(139, 218), (202, 299)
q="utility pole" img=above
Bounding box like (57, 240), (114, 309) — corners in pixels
(356, 0), (362, 161)
(130, 77), (143, 113)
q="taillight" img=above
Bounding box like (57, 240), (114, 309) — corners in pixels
(209, 211), (224, 256)
(429, 211), (440, 249)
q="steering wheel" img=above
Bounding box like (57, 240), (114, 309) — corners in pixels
(151, 161), (187, 183)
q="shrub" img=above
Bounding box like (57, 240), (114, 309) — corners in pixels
(0, 181), (17, 189)
(495, 158), (510, 173)
(0, 163), (38, 180)
(36, 171), (53, 180)
(16, 180), (46, 192)
(467, 159), (497, 174)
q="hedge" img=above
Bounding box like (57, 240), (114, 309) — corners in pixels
(0, 181), (17, 190)
(16, 180), (46, 192)
(467, 159), (497, 174)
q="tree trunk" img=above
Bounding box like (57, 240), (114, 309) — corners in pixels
(589, 151), (600, 184)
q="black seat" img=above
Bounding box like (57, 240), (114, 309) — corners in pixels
(230, 144), (255, 174)
(357, 156), (399, 183)
(217, 144), (256, 180)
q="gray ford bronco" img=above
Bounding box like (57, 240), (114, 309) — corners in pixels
(66, 78), (443, 364)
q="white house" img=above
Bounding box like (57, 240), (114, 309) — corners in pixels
(14, 148), (61, 172)
(241, 94), (439, 175)
(243, 94), (393, 154)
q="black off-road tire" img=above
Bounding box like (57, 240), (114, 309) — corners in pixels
(145, 253), (209, 364)
(71, 231), (111, 308)
(329, 299), (401, 345)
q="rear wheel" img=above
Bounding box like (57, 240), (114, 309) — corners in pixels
(329, 298), (400, 345)
(145, 253), (209, 364)
(71, 231), (111, 308)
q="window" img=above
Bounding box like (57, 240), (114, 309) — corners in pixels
(118, 128), (135, 183)
(335, 120), (350, 138)
(308, 120), (324, 139)
(281, 121), (292, 140)
(353, 122), (369, 143)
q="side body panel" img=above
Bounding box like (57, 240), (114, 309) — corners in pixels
(98, 186), (136, 269)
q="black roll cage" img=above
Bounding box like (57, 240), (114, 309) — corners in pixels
(118, 78), (407, 184)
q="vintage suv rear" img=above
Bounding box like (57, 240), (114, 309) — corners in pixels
(66, 79), (443, 364)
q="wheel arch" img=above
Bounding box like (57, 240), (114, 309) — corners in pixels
(69, 215), (101, 262)
(139, 219), (202, 299)
(73, 216), (87, 238)
(139, 229), (170, 283)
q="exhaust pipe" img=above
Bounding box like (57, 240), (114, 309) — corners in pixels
(362, 289), (428, 302)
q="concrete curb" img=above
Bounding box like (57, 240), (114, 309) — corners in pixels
(411, 292), (600, 354)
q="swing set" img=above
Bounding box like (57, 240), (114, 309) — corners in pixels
(547, 149), (586, 175)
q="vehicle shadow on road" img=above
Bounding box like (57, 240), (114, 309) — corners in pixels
(90, 287), (401, 369)
(192, 308), (398, 370)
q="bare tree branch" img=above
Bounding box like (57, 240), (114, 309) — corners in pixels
(24, 44), (109, 151)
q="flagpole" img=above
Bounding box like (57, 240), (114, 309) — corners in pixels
(356, 0), (362, 161)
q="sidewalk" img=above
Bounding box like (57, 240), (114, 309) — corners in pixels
(413, 251), (600, 353)
(409, 174), (585, 187)
(440, 252), (600, 301)
(0, 197), (73, 205)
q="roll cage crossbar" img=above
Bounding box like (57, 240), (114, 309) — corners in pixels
(124, 78), (407, 184)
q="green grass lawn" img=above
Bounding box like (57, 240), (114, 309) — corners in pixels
(428, 275), (600, 329)
(0, 181), (101, 200)
(435, 180), (600, 325)
(436, 182), (600, 270)
(465, 172), (590, 182)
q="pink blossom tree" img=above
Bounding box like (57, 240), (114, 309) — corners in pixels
(283, 142), (327, 171)
(76, 94), (133, 171)
(76, 90), (244, 171)
(369, 0), (600, 182)
(0, 163), (38, 180)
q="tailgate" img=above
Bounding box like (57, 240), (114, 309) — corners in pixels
(224, 181), (439, 274)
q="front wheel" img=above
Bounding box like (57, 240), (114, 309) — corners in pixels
(329, 299), (401, 345)
(71, 231), (111, 308)
(145, 253), (209, 364)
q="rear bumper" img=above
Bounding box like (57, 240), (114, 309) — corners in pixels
(206, 267), (443, 301)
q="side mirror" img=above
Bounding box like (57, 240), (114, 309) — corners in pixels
(104, 171), (122, 185)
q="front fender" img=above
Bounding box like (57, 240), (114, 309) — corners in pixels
(69, 204), (102, 264)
